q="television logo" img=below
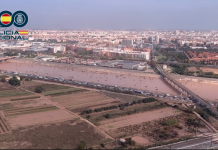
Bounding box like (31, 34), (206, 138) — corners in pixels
(0, 11), (28, 27)
(0, 30), (28, 40)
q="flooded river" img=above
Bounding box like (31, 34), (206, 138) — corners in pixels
(0, 60), (179, 95)
(173, 74), (218, 102)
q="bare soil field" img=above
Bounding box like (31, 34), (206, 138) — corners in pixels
(3, 105), (58, 117)
(99, 107), (181, 131)
(52, 91), (118, 110)
(0, 114), (10, 134)
(100, 91), (143, 103)
(0, 82), (15, 91)
(108, 112), (209, 142)
(132, 135), (152, 145)
(6, 109), (75, 129)
(0, 120), (108, 149)
(200, 67), (218, 74)
(0, 97), (51, 110)
(188, 67), (199, 72)
(86, 101), (165, 125)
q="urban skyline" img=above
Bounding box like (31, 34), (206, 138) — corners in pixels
(1, 0), (218, 30)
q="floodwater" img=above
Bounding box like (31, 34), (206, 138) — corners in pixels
(177, 80), (218, 102)
(0, 60), (178, 95)
(172, 74), (218, 101)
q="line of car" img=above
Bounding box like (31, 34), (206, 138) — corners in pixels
(0, 70), (193, 103)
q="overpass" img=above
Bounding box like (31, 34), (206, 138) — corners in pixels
(0, 56), (19, 62)
(157, 65), (218, 116)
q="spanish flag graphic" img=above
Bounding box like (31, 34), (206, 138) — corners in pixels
(1, 13), (11, 25)
(18, 30), (28, 35)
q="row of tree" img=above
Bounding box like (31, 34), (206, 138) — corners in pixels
(81, 97), (156, 115)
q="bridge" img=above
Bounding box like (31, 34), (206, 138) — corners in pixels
(157, 65), (218, 116)
(0, 56), (19, 62)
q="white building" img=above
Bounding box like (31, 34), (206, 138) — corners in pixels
(190, 46), (207, 49)
(39, 55), (56, 61)
(49, 45), (66, 53)
(156, 35), (159, 44)
(163, 64), (168, 70)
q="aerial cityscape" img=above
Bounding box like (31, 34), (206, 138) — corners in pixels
(1, 0), (218, 149)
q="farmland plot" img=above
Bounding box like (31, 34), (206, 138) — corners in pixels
(52, 91), (119, 112)
(99, 107), (181, 131)
(3, 105), (75, 129)
(0, 114), (11, 134)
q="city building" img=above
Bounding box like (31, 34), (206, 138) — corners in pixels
(122, 39), (133, 47)
(156, 35), (159, 44)
(49, 45), (66, 53)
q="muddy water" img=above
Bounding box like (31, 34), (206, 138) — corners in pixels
(0, 60), (178, 95)
(178, 80), (218, 102)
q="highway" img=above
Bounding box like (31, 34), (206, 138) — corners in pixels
(151, 134), (218, 149)
(156, 65), (218, 117)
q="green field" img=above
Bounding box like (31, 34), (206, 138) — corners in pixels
(11, 96), (41, 101)
(42, 88), (82, 96)
(27, 83), (72, 92)
(100, 91), (142, 102)
(5, 106), (58, 117)
(0, 89), (33, 98)
(156, 54), (166, 61)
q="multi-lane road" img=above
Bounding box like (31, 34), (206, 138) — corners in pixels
(156, 65), (218, 117)
(151, 134), (218, 149)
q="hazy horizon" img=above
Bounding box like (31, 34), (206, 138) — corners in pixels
(1, 0), (218, 30)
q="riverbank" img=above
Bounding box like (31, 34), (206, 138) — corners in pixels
(0, 59), (179, 96)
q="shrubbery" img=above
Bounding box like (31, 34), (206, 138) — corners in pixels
(9, 76), (20, 86)
(1, 77), (6, 82)
(163, 119), (177, 126)
(81, 97), (156, 115)
(35, 86), (44, 93)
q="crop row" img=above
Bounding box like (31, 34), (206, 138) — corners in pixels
(11, 96), (41, 101)
(81, 97), (156, 115)
(116, 114), (183, 133)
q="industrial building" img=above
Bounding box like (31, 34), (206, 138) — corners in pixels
(122, 39), (133, 47)
(93, 49), (150, 60)
(38, 55), (56, 61)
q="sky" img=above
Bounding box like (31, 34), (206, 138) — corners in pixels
(0, 0), (218, 30)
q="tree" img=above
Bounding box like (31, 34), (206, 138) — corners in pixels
(105, 113), (111, 118)
(35, 86), (43, 93)
(150, 60), (157, 68)
(100, 143), (105, 148)
(1, 77), (6, 82)
(78, 141), (87, 150)
(86, 115), (91, 119)
(20, 76), (24, 81)
(9, 76), (20, 86)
